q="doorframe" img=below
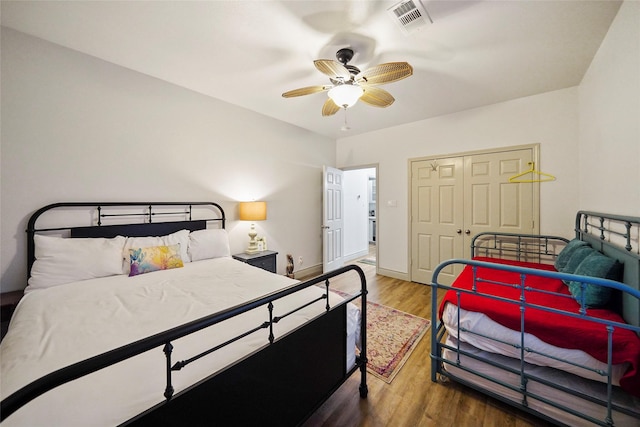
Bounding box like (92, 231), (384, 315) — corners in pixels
(407, 143), (541, 282)
(341, 163), (379, 272)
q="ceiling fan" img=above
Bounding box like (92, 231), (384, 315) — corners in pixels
(282, 48), (413, 116)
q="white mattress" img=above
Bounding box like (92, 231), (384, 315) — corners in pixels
(441, 301), (629, 385)
(0, 257), (360, 426)
(441, 336), (640, 427)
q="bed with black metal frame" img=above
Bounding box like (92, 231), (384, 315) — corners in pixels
(0, 202), (368, 426)
(430, 211), (640, 426)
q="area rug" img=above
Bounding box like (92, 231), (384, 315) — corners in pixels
(332, 289), (430, 383)
(358, 258), (376, 266)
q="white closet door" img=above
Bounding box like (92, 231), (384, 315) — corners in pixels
(410, 147), (538, 285)
(464, 149), (535, 245)
(411, 156), (464, 285)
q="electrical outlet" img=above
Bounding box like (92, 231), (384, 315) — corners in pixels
(298, 256), (303, 265)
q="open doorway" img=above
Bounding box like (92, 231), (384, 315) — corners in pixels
(343, 166), (377, 267)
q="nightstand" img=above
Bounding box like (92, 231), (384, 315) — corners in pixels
(1, 290), (24, 341)
(232, 250), (278, 273)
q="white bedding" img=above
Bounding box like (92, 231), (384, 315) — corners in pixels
(441, 302), (629, 385)
(442, 337), (640, 427)
(0, 257), (360, 426)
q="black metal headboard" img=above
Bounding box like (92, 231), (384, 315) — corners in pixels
(26, 202), (226, 276)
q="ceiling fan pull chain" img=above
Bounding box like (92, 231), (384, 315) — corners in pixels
(341, 108), (351, 132)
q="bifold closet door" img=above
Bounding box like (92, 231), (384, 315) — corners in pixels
(411, 147), (537, 285)
(463, 149), (535, 247)
(411, 156), (464, 285)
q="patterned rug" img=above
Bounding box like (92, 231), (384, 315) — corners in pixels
(332, 289), (430, 383)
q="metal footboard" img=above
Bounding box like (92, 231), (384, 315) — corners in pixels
(431, 258), (640, 426)
(1, 265), (368, 425)
(3, 201), (368, 425)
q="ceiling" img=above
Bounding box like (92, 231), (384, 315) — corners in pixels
(1, 1), (622, 139)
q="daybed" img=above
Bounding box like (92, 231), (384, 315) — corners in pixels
(430, 211), (640, 426)
(0, 202), (368, 426)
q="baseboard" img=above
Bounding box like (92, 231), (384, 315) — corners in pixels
(376, 267), (410, 282)
(296, 264), (409, 283)
(343, 250), (369, 262)
(294, 264), (323, 281)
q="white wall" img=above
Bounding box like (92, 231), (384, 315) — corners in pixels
(337, 1), (640, 279)
(579, 0), (640, 215)
(0, 28), (335, 292)
(343, 168), (374, 261)
(3, 1), (637, 291)
(337, 88), (580, 277)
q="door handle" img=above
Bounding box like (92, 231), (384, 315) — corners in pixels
(465, 229), (471, 235)
(321, 226), (330, 229)
(456, 229), (462, 234)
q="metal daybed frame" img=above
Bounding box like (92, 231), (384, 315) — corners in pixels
(1, 202), (368, 426)
(430, 211), (640, 426)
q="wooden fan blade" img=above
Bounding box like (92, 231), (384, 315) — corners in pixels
(322, 98), (342, 116)
(314, 60), (352, 80)
(359, 86), (395, 108)
(356, 62), (413, 85)
(282, 85), (332, 98)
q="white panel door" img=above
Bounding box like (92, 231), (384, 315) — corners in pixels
(410, 147), (538, 285)
(411, 157), (464, 285)
(464, 149), (535, 244)
(323, 166), (344, 273)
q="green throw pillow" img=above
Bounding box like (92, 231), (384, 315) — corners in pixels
(567, 251), (623, 308)
(562, 246), (595, 275)
(555, 239), (590, 272)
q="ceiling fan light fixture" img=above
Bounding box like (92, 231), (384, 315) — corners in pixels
(328, 84), (363, 108)
(283, 48), (412, 116)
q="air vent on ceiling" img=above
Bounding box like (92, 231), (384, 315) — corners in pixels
(388, 0), (432, 35)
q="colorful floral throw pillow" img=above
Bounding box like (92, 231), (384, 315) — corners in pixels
(129, 244), (184, 277)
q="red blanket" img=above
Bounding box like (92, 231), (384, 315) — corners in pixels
(439, 257), (640, 397)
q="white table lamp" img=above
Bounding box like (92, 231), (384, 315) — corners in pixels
(239, 201), (267, 254)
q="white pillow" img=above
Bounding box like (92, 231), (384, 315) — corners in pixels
(27, 235), (126, 291)
(189, 229), (231, 261)
(122, 229), (191, 273)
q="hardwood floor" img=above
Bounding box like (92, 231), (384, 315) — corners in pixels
(301, 262), (554, 427)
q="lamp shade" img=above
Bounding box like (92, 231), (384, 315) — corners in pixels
(239, 201), (267, 221)
(328, 84), (363, 108)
